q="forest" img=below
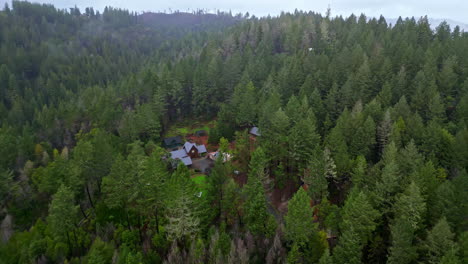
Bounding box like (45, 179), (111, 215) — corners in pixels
(0, 1), (467, 263)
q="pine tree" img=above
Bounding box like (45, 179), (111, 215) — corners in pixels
(234, 81), (258, 127)
(438, 56), (458, 99)
(303, 147), (328, 202)
(263, 108), (290, 167)
(165, 165), (201, 243)
(234, 130), (251, 172)
(376, 163), (401, 209)
(377, 110), (392, 157)
(424, 217), (456, 264)
(354, 57), (372, 102)
(351, 155), (367, 189)
(47, 184), (78, 253)
(439, 246), (461, 264)
(288, 110), (320, 171)
(332, 229), (362, 264)
(333, 190), (380, 263)
(387, 182), (426, 264)
(0, 170), (15, 207)
(207, 157), (229, 221)
(318, 248), (333, 264)
(284, 188), (316, 246)
(86, 237), (114, 264)
(325, 123), (351, 175)
(248, 146), (270, 188)
(242, 175), (276, 237)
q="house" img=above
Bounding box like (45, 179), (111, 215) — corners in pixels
(195, 130), (207, 137)
(249, 126), (261, 137)
(163, 136), (183, 149)
(170, 148), (193, 166)
(170, 141), (207, 166)
(183, 142), (207, 158)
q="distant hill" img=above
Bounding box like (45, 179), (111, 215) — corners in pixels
(386, 17), (468, 31)
(138, 12), (242, 30)
(427, 18), (468, 31)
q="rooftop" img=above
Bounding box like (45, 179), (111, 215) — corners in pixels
(249, 126), (261, 136)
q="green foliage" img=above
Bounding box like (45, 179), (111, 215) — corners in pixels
(47, 184), (78, 254)
(233, 81), (258, 126)
(234, 129), (251, 171)
(164, 164), (202, 242)
(0, 3), (467, 263)
(333, 189), (380, 263)
(86, 237), (114, 264)
(242, 175), (276, 237)
(285, 188), (316, 246)
(304, 148), (329, 201)
(424, 217), (457, 264)
(387, 182), (426, 264)
(285, 188), (326, 262)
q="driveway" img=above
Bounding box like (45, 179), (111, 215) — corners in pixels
(191, 157), (214, 174)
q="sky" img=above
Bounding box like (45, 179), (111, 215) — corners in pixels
(2, 0), (468, 24)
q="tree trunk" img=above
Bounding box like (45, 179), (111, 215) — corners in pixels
(137, 214), (143, 244)
(218, 190), (223, 222)
(72, 229), (80, 256)
(86, 183), (95, 208)
(66, 231), (73, 256)
(154, 208), (159, 234)
(126, 210), (131, 230)
(79, 204), (88, 219)
(95, 177), (102, 193)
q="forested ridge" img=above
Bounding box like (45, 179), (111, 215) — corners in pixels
(0, 1), (467, 263)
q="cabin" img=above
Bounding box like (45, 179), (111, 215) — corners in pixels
(184, 142), (207, 158)
(170, 141), (207, 166)
(184, 142), (199, 158)
(249, 126), (261, 137)
(163, 136), (183, 149)
(170, 149), (193, 166)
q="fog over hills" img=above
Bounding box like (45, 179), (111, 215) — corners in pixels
(386, 17), (468, 31)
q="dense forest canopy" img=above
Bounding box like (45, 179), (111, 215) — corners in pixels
(0, 1), (467, 264)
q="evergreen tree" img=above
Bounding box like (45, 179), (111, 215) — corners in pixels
(333, 189), (380, 263)
(303, 147), (328, 202)
(165, 165), (201, 243)
(284, 188), (317, 246)
(242, 175), (276, 237)
(424, 217), (457, 264)
(387, 182), (426, 264)
(47, 184), (78, 254)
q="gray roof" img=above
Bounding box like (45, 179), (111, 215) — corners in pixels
(170, 149), (187, 159)
(184, 142), (207, 154)
(170, 149), (193, 166)
(180, 156), (192, 166)
(196, 144), (207, 153)
(171, 141), (207, 166)
(249, 127), (261, 136)
(184, 142), (196, 152)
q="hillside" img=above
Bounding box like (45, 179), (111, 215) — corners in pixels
(0, 2), (467, 264)
(139, 11), (242, 29)
(386, 17), (468, 31)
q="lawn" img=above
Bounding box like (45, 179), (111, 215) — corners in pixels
(165, 119), (215, 138)
(191, 174), (210, 200)
(192, 174), (209, 191)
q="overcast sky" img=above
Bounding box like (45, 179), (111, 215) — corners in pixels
(2, 0), (468, 24)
